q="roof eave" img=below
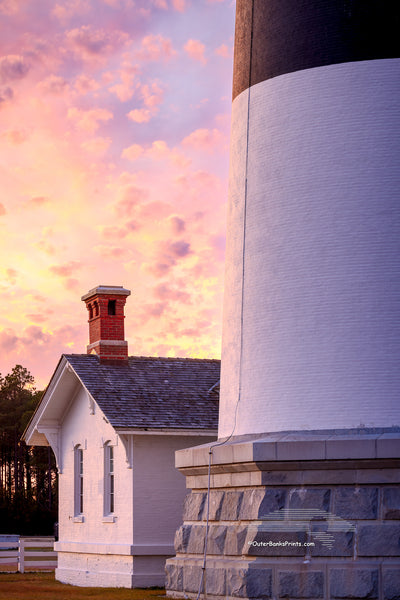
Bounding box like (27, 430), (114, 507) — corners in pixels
(115, 427), (218, 436)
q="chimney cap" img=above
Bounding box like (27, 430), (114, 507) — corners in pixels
(81, 285), (131, 302)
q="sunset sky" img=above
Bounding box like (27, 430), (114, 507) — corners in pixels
(0, 0), (235, 388)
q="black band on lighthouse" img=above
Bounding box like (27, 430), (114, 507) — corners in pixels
(233, 0), (400, 100)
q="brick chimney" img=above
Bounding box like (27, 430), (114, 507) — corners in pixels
(81, 285), (131, 361)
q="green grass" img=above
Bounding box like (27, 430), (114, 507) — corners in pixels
(0, 573), (166, 600)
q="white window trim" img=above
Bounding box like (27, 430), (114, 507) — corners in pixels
(73, 445), (84, 521)
(103, 442), (116, 521)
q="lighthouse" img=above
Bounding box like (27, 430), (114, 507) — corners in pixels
(166, 2), (400, 599)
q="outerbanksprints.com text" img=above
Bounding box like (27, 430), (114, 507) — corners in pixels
(248, 541), (315, 547)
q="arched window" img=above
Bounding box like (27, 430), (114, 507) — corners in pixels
(74, 446), (84, 516)
(88, 303), (93, 320)
(93, 300), (99, 317)
(104, 443), (114, 515)
(108, 300), (116, 316)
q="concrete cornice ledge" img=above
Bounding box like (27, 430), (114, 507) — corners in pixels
(176, 429), (400, 489)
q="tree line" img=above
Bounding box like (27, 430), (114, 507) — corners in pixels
(0, 365), (57, 536)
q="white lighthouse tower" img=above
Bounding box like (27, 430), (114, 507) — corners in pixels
(167, 2), (400, 598)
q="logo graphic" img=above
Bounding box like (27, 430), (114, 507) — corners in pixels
(249, 508), (356, 549)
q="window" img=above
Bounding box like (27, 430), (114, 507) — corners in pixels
(74, 446), (84, 516)
(108, 300), (116, 315)
(104, 444), (115, 515)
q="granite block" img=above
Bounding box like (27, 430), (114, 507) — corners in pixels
(383, 568), (400, 600)
(165, 562), (183, 591)
(334, 487), (378, 519)
(358, 524), (400, 556)
(224, 525), (249, 556)
(240, 488), (286, 520)
(220, 491), (244, 520)
(288, 488), (331, 512)
(208, 491), (225, 521)
(310, 526), (354, 557)
(205, 568), (226, 596)
(329, 568), (378, 599)
(187, 525), (206, 554)
(206, 525), (227, 555)
(174, 525), (191, 553)
(382, 488), (400, 520)
(182, 492), (206, 521)
(227, 566), (272, 598)
(182, 564), (203, 593)
(278, 570), (324, 598)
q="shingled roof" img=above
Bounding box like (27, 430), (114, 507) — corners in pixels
(65, 354), (220, 430)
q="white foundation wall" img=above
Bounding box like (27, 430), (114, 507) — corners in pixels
(55, 385), (134, 586)
(219, 59), (400, 438)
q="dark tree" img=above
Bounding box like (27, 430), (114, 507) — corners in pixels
(0, 365), (57, 535)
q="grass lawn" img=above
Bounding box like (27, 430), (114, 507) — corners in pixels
(0, 572), (166, 600)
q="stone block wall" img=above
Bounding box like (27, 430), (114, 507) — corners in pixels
(166, 432), (400, 600)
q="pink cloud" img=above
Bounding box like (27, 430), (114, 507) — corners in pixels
(0, 86), (13, 105)
(35, 240), (56, 255)
(153, 283), (190, 303)
(127, 108), (152, 123)
(184, 39), (207, 64)
(6, 268), (17, 284)
(138, 201), (172, 220)
(0, 328), (19, 352)
(145, 140), (190, 168)
(0, 0), (20, 15)
(74, 74), (100, 95)
(121, 143), (144, 161)
(26, 313), (49, 323)
(152, 0), (168, 8)
(101, 220), (137, 238)
(81, 136), (112, 155)
(135, 34), (176, 62)
(2, 129), (28, 144)
(172, 0), (186, 11)
(170, 216), (186, 234)
(140, 301), (167, 320)
(109, 61), (139, 102)
(0, 55), (30, 84)
(215, 43), (231, 58)
(49, 261), (82, 277)
(66, 25), (129, 61)
(126, 81), (164, 122)
(0, 202), (6, 215)
(67, 107), (114, 133)
(25, 196), (50, 208)
(38, 74), (70, 95)
(94, 245), (127, 259)
(115, 186), (148, 216)
(52, 0), (91, 23)
(141, 81), (164, 108)
(145, 237), (193, 278)
(182, 127), (227, 153)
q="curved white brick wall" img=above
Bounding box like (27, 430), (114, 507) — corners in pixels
(219, 59), (400, 437)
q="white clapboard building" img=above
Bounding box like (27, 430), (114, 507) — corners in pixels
(24, 285), (219, 588)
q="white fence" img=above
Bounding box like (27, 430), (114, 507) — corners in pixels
(0, 536), (57, 572)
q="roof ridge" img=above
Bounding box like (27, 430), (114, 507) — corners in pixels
(64, 353), (220, 363)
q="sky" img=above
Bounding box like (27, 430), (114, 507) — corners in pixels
(0, 0), (236, 389)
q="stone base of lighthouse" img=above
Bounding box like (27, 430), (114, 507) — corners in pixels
(165, 430), (400, 600)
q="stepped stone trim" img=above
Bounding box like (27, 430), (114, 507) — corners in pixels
(166, 432), (400, 600)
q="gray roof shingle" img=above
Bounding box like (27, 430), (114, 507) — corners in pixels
(64, 354), (220, 430)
